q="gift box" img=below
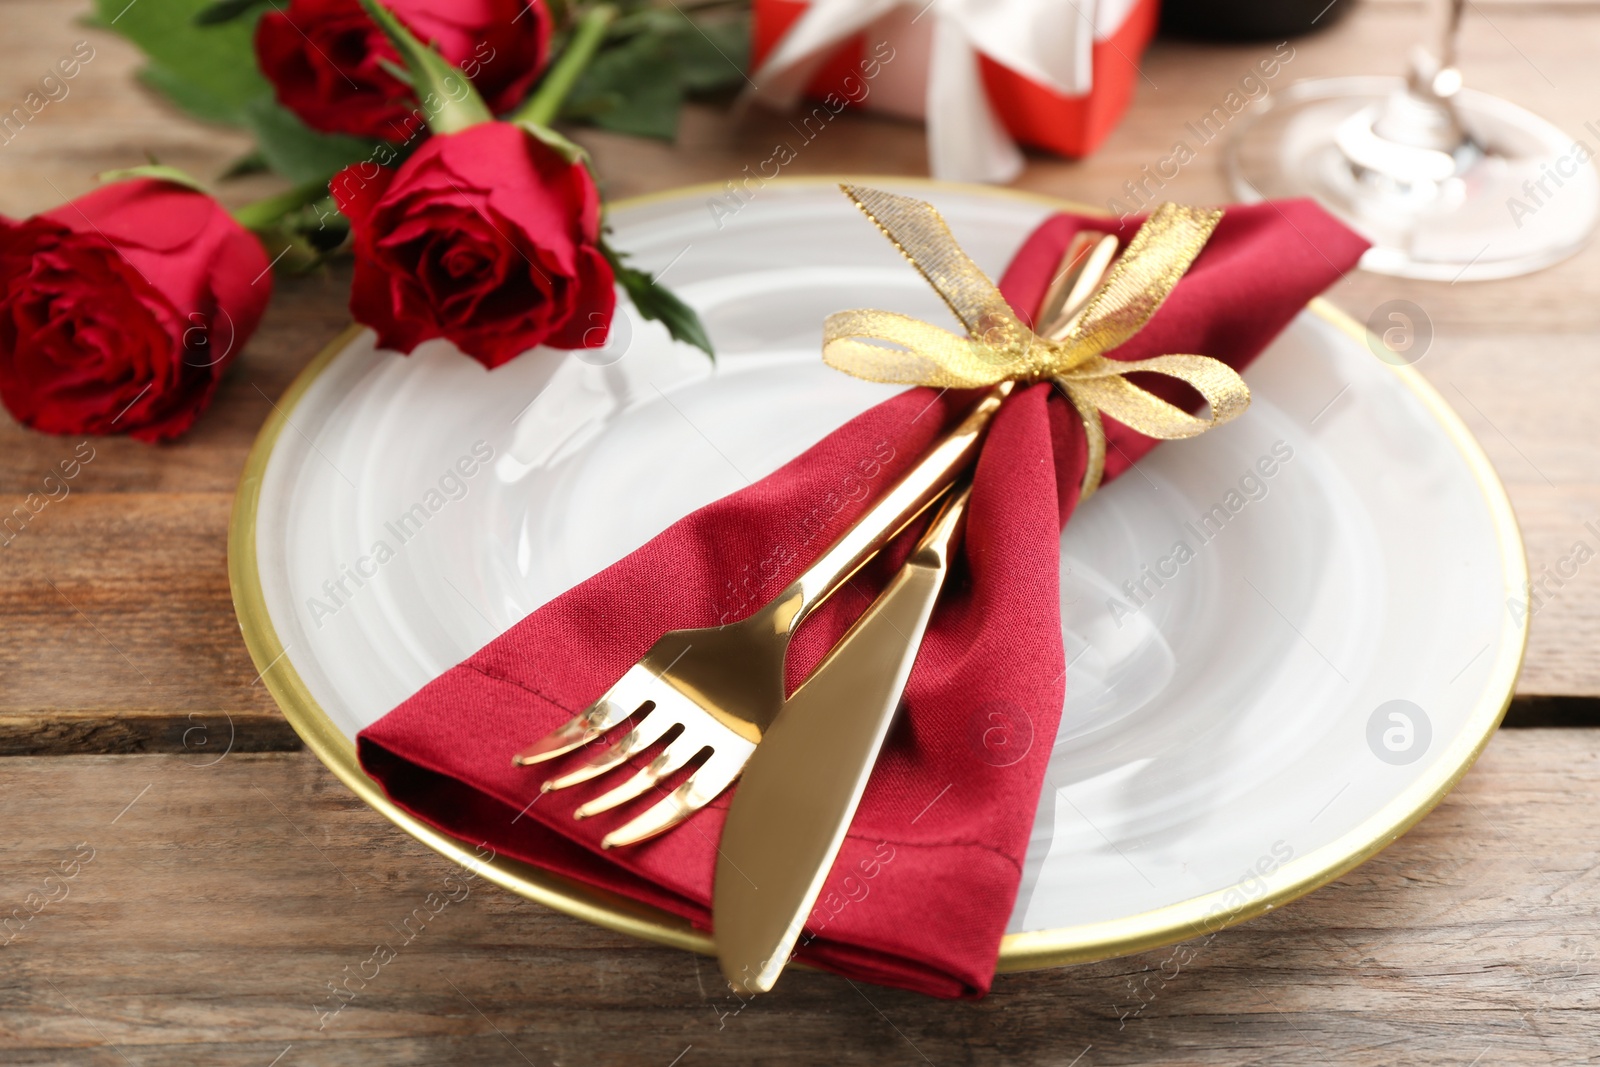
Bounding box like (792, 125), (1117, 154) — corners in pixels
(750, 0), (1160, 182)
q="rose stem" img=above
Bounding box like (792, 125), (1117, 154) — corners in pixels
(357, 0), (494, 133)
(514, 3), (619, 128)
(231, 179), (334, 232)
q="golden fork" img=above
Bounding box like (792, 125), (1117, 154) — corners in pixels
(511, 387), (1004, 846)
(511, 231), (1118, 848)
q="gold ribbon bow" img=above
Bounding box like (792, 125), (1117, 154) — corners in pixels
(823, 185), (1252, 501)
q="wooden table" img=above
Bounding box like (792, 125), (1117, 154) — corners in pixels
(4, 2), (1598, 1063)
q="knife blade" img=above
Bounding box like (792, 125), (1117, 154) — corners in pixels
(712, 484), (971, 994)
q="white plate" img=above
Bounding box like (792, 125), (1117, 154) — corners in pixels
(230, 178), (1526, 970)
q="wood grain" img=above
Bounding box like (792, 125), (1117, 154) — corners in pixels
(1, 731), (1596, 1065)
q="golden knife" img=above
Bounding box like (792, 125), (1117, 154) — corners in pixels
(709, 231), (1118, 993)
(712, 484), (971, 994)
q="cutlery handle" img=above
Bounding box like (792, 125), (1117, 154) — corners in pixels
(770, 382), (1009, 637)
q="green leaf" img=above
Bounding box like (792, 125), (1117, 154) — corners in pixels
(134, 63), (244, 125)
(192, 0), (269, 26)
(243, 98), (382, 185)
(93, 0), (269, 126)
(665, 15), (749, 94)
(602, 239), (714, 360)
(97, 163), (210, 194)
(567, 37), (684, 141)
(355, 0), (491, 134)
(607, 7), (680, 39)
(218, 149), (270, 180)
(561, 8), (749, 142)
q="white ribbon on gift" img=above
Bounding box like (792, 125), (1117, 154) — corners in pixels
(750, 0), (1138, 184)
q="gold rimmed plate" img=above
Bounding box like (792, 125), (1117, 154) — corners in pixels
(229, 178), (1526, 972)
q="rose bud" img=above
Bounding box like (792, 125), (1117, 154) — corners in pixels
(331, 121), (616, 368)
(255, 0), (552, 142)
(0, 178), (272, 442)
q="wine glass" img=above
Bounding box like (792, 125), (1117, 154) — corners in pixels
(1224, 0), (1598, 280)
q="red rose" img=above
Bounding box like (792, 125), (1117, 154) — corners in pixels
(255, 0), (552, 142)
(332, 121), (615, 368)
(0, 179), (271, 442)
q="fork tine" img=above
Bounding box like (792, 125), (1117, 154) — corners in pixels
(511, 668), (654, 766)
(511, 711), (615, 767)
(542, 707), (682, 793)
(600, 745), (752, 849)
(573, 732), (712, 819)
(599, 784), (696, 849)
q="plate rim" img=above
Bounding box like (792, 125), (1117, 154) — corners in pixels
(227, 175), (1529, 973)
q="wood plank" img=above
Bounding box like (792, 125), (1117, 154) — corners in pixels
(0, 493), (285, 715)
(0, 708), (299, 758)
(0, 730), (1595, 1064)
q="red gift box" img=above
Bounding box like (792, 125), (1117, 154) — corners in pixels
(751, 0), (1159, 160)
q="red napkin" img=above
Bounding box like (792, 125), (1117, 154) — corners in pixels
(358, 199), (1369, 997)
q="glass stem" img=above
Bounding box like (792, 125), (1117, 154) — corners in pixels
(1407, 0), (1465, 98)
(1370, 0), (1469, 155)
(1423, 0), (1465, 76)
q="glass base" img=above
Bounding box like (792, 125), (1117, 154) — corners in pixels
(1225, 75), (1599, 281)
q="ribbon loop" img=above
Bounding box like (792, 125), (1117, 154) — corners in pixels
(822, 309), (1041, 388)
(1059, 204), (1226, 357)
(839, 185), (1023, 340)
(823, 187), (1251, 501)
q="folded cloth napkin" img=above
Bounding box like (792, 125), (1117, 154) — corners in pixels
(358, 199), (1369, 998)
